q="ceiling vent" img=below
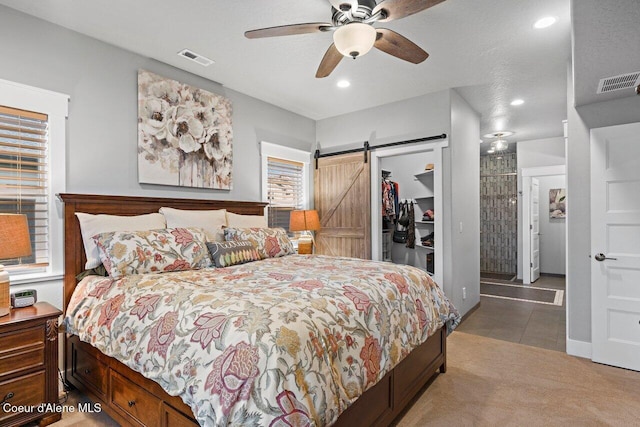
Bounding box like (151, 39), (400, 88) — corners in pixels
(178, 49), (214, 67)
(597, 71), (640, 94)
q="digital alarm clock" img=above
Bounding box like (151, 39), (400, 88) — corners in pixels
(10, 289), (37, 308)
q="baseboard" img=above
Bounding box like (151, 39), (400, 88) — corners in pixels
(566, 338), (591, 359)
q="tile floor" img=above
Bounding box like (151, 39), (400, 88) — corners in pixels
(457, 274), (566, 352)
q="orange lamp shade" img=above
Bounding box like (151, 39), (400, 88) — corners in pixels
(289, 210), (321, 232)
(0, 214), (32, 260)
(0, 214), (32, 317)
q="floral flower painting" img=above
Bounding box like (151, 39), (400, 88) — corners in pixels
(138, 70), (233, 189)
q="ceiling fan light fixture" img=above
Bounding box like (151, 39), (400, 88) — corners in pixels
(333, 23), (377, 59)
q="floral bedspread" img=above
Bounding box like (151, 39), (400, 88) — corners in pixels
(65, 255), (459, 426)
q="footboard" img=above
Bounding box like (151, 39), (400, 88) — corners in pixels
(66, 327), (445, 427)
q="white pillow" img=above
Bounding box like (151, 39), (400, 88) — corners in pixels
(159, 207), (227, 242)
(75, 212), (166, 269)
(226, 211), (268, 228)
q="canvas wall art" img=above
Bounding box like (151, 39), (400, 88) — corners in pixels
(138, 70), (233, 189)
(549, 188), (566, 218)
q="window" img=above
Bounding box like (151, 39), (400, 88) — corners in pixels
(266, 157), (304, 230)
(0, 106), (48, 269)
(0, 78), (68, 280)
(260, 142), (310, 234)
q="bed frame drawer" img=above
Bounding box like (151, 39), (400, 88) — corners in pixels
(71, 342), (108, 399)
(111, 371), (162, 427)
(163, 403), (199, 427)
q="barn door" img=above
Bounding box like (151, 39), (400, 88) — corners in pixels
(314, 152), (371, 259)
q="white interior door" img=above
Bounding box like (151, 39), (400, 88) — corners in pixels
(591, 122), (640, 372)
(530, 178), (540, 283)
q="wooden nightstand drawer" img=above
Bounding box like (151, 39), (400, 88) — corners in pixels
(72, 344), (108, 398)
(111, 371), (162, 427)
(0, 327), (44, 377)
(0, 371), (45, 424)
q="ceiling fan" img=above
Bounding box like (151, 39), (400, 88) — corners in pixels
(245, 0), (446, 78)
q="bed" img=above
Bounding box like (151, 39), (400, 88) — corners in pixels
(60, 193), (459, 426)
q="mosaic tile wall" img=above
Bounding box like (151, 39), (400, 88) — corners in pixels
(480, 153), (518, 274)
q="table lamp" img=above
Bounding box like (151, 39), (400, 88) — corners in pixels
(289, 210), (321, 254)
(0, 214), (32, 317)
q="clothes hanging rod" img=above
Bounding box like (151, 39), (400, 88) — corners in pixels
(314, 133), (447, 168)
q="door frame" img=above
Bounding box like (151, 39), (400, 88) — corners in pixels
(370, 140), (447, 287)
(521, 165), (566, 284)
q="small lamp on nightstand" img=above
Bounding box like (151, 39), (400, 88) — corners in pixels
(289, 210), (321, 254)
(0, 214), (32, 317)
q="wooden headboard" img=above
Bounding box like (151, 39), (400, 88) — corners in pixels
(58, 193), (268, 312)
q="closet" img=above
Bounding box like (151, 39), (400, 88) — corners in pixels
(378, 149), (438, 279)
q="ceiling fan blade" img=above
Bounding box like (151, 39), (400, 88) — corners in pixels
(245, 23), (332, 39)
(375, 29), (429, 64)
(327, 0), (359, 12)
(373, 0), (446, 22)
(316, 44), (343, 78)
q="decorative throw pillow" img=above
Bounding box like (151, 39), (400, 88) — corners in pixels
(226, 212), (268, 228)
(93, 228), (211, 279)
(159, 207), (227, 242)
(206, 240), (261, 267)
(76, 212), (167, 269)
(224, 227), (295, 259)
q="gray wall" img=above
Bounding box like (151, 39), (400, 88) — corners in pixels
(516, 137), (566, 279)
(317, 89), (481, 317)
(316, 90), (451, 150)
(537, 175), (566, 275)
(448, 90), (481, 316)
(566, 65), (640, 345)
(0, 5), (316, 203)
(0, 6), (315, 313)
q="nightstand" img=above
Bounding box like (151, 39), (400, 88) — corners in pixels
(0, 302), (62, 427)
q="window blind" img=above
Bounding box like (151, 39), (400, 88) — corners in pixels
(0, 105), (49, 269)
(267, 156), (304, 232)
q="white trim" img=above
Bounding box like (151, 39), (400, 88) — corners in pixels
(0, 78), (69, 117)
(521, 165), (567, 284)
(566, 338), (592, 359)
(522, 164), (566, 177)
(260, 141), (312, 214)
(370, 140), (447, 287)
(0, 79), (68, 282)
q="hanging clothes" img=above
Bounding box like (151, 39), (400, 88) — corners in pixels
(382, 179), (395, 219)
(406, 201), (416, 249)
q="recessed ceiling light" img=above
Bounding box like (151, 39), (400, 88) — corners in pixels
(510, 99), (525, 106)
(337, 80), (351, 88)
(534, 16), (557, 29)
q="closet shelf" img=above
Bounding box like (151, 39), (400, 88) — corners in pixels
(416, 220), (434, 224)
(416, 244), (434, 250)
(414, 170), (434, 179)
(414, 196), (434, 200)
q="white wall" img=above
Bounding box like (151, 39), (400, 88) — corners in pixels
(537, 175), (566, 275)
(0, 6), (315, 311)
(516, 137), (566, 279)
(381, 151), (436, 268)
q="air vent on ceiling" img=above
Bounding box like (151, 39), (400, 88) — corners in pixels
(597, 71), (640, 94)
(178, 49), (214, 67)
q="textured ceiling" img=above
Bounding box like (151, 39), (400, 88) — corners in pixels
(3, 0), (629, 152)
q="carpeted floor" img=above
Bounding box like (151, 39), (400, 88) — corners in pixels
(396, 331), (640, 426)
(39, 330), (640, 426)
